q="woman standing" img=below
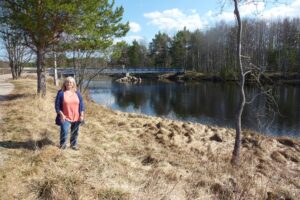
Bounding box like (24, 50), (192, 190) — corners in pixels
(55, 76), (85, 150)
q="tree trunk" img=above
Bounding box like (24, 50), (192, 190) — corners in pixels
(17, 63), (22, 78)
(53, 52), (58, 86)
(231, 0), (245, 165)
(37, 48), (46, 96)
(8, 47), (17, 79)
(10, 61), (17, 79)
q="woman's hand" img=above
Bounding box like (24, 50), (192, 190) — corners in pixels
(59, 113), (66, 122)
(80, 112), (84, 122)
(80, 115), (84, 122)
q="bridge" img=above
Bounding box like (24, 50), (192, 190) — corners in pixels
(47, 67), (185, 76)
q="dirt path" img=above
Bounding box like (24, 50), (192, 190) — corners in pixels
(0, 74), (14, 167)
(0, 74), (14, 123)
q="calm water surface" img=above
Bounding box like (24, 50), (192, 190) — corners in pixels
(88, 77), (300, 138)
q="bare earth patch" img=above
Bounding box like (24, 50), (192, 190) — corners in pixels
(0, 76), (299, 200)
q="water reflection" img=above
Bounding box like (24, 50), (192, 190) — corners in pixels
(88, 79), (300, 137)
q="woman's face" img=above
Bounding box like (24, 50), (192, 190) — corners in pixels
(65, 80), (74, 90)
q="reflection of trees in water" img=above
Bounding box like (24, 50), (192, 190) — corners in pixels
(107, 81), (300, 136)
(144, 82), (242, 121)
(169, 83), (239, 122)
(111, 83), (148, 109)
(273, 86), (300, 135)
(238, 85), (300, 136)
(149, 83), (173, 115)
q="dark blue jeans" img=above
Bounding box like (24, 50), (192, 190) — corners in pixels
(60, 120), (81, 148)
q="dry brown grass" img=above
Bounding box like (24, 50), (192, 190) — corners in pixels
(0, 76), (299, 200)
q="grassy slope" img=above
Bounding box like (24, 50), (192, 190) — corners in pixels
(0, 76), (299, 200)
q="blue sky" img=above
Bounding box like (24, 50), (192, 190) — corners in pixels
(114, 0), (300, 44)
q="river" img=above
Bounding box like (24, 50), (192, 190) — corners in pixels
(88, 77), (300, 138)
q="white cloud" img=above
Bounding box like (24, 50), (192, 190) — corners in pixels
(114, 35), (146, 44)
(129, 22), (141, 33)
(207, 2), (265, 23)
(262, 0), (300, 19)
(240, 2), (265, 16)
(215, 11), (235, 22)
(144, 8), (203, 32)
(189, 9), (197, 14)
(199, 0), (300, 27)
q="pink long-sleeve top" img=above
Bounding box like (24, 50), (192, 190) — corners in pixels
(62, 91), (80, 122)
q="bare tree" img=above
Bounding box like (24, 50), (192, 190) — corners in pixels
(230, 0), (285, 165)
(72, 49), (108, 93)
(231, 0), (245, 165)
(1, 29), (31, 79)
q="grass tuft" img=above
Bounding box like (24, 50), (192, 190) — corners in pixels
(96, 188), (130, 200)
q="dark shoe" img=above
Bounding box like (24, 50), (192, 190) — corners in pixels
(60, 144), (67, 149)
(71, 146), (78, 151)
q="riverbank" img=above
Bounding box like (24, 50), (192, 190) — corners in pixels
(0, 76), (299, 199)
(136, 71), (300, 85)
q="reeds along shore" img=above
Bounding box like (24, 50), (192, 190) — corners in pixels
(0, 76), (299, 200)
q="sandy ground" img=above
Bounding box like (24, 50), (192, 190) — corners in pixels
(0, 74), (14, 123)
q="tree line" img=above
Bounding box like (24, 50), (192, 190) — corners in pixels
(110, 17), (300, 77)
(2, 15), (299, 82)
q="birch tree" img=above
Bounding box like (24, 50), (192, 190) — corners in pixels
(229, 0), (286, 165)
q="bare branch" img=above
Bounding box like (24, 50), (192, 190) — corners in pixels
(243, 70), (252, 76)
(245, 89), (271, 104)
